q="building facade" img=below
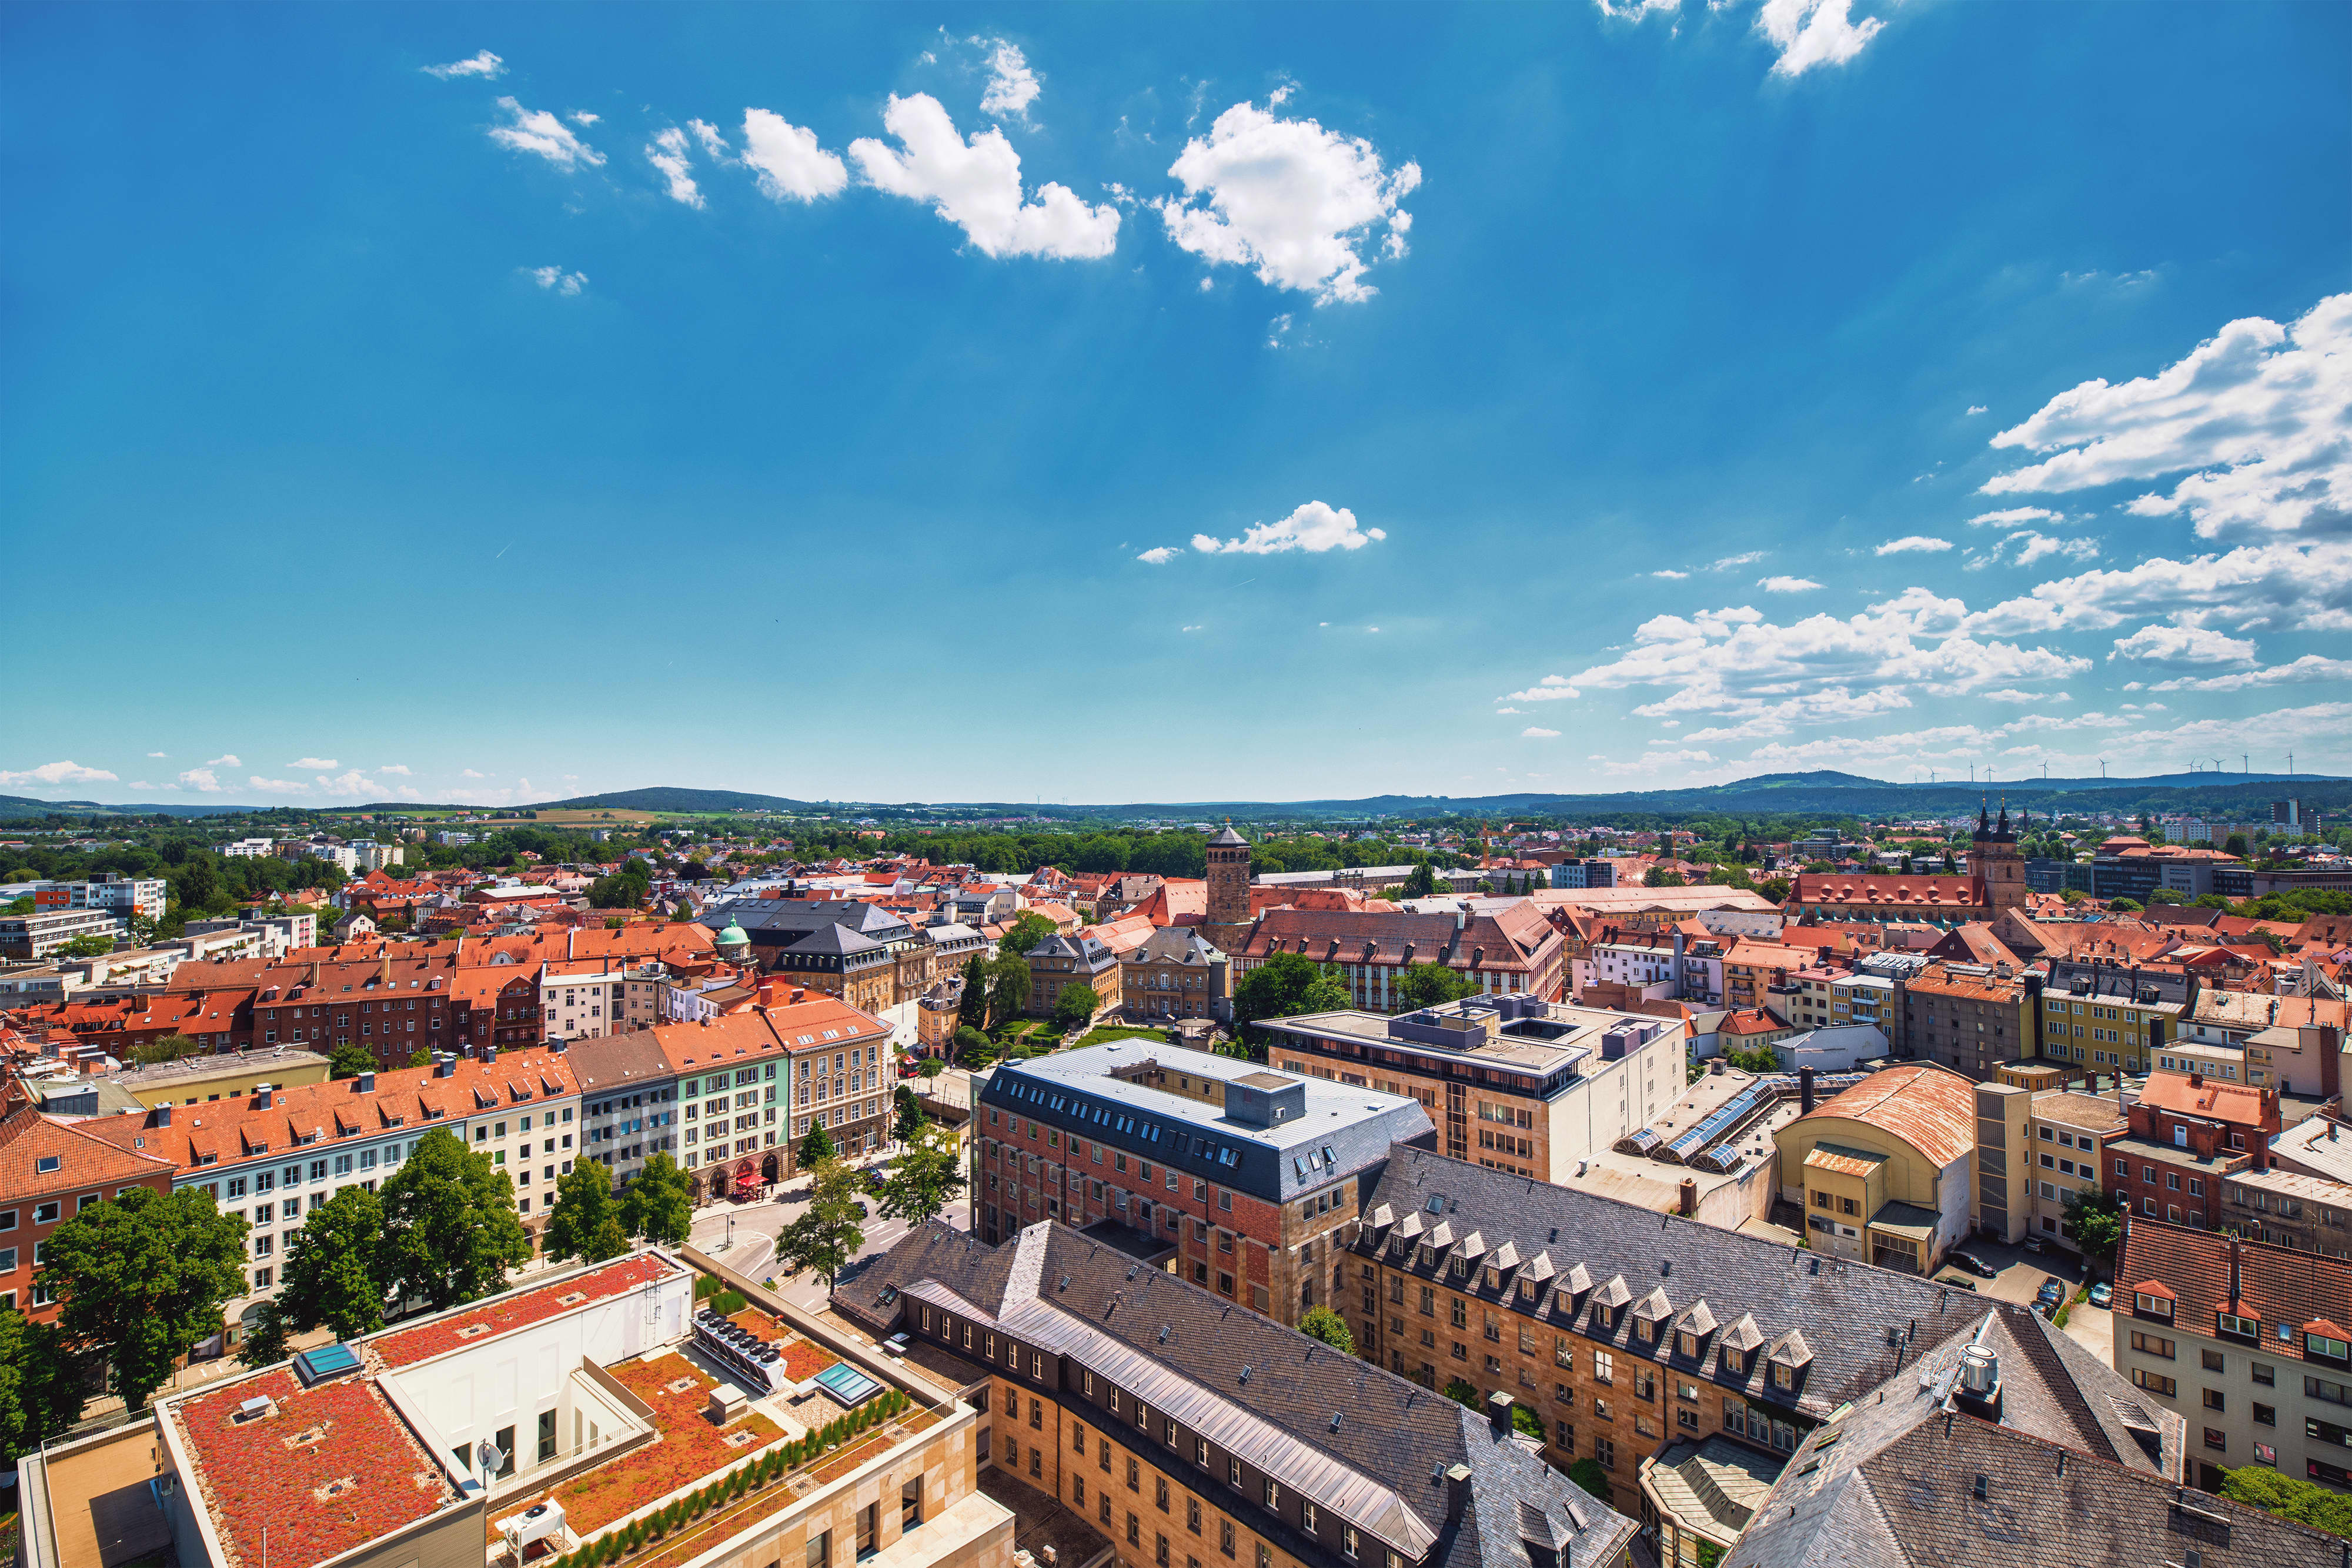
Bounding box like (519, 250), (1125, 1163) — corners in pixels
(1120, 927), (1230, 1022)
(1775, 1063), (1976, 1274)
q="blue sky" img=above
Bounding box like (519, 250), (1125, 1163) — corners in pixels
(5, 2), (2348, 808)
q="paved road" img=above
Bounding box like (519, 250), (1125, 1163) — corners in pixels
(1932, 1236), (2113, 1359)
(685, 1149), (970, 1312)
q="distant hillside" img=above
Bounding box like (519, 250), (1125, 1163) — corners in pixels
(529, 787), (826, 814)
(0, 795), (269, 820)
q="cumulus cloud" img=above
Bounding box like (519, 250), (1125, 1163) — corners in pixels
(2109, 624), (2257, 665)
(1984, 291), (2350, 539)
(851, 94), (1117, 258)
(2146, 655), (2352, 693)
(490, 97), (605, 169)
(146, 751), (167, 758)
(1982, 688), (2067, 704)
(1137, 546), (1178, 565)
(1758, 0), (1885, 75)
(1157, 98), (1418, 305)
(1191, 500), (1385, 555)
(0, 760), (118, 786)
(178, 768), (223, 792)
(975, 37), (1041, 121)
(1495, 707), (1522, 715)
(647, 127), (704, 208)
(1521, 727), (1561, 738)
(529, 266), (587, 295)
(424, 51), (505, 81)
(1962, 539), (2352, 637)
(1502, 676), (1582, 703)
(1759, 575), (1822, 593)
(1876, 536), (1952, 556)
(312, 770), (380, 798)
(1651, 569), (1690, 580)
(741, 109), (849, 203)
(1967, 405), (1988, 416)
(246, 776), (309, 795)
(462, 768), (487, 779)
(689, 120), (729, 159)
(288, 757), (339, 770)
(569, 111), (600, 127)
(1967, 507), (2063, 527)
(205, 754), (240, 767)
(379, 764), (413, 775)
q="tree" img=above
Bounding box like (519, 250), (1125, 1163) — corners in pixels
(58, 933), (115, 959)
(2060, 1187), (2126, 1265)
(129, 1033), (203, 1067)
(1566, 1457), (1612, 1506)
(957, 957), (989, 1030)
(917, 1057), (946, 1080)
(2219, 1465), (2352, 1537)
(799, 1119), (838, 1166)
(1643, 865), (1686, 888)
(2109, 897), (2144, 913)
(375, 1129), (533, 1312)
(43, 1186), (249, 1413)
(874, 1125), (966, 1230)
(893, 1086), (926, 1143)
(1725, 1045), (1783, 1075)
(1000, 912), (1057, 955)
(1399, 862), (1438, 900)
(776, 1160), (868, 1286)
(406, 1047), (432, 1067)
(542, 1164), (627, 1265)
(1233, 952), (1351, 1042)
(1299, 1306), (1355, 1354)
(278, 1186), (388, 1340)
(1757, 876), (1792, 904)
(0, 1308), (84, 1467)
(621, 1153), (694, 1248)
(236, 1301), (290, 1370)
(2146, 888), (2187, 906)
(1053, 983), (1101, 1029)
(1442, 1376), (1481, 1410)
(2224, 833), (2251, 857)
(987, 952), (1031, 1027)
(1394, 962), (1473, 1012)
(328, 1042), (378, 1081)
(951, 1025), (991, 1065)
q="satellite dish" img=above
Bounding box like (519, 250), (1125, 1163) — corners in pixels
(477, 1439), (507, 1473)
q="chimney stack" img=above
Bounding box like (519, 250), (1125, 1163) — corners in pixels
(254, 1084), (273, 1110)
(1445, 1463), (1473, 1521)
(358, 1069), (375, 1092)
(1679, 1177), (1698, 1217)
(156, 1102), (172, 1127)
(1800, 1066), (1816, 1115)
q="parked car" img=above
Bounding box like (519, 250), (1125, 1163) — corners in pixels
(2088, 1281), (2113, 1309)
(2022, 1236), (2048, 1255)
(1937, 1274), (1979, 1292)
(1948, 1251), (1999, 1279)
(2035, 1279), (2067, 1309)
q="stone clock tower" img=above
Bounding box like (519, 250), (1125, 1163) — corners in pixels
(1205, 823), (1252, 942)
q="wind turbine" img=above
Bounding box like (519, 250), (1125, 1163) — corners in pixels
(2099, 760), (2107, 780)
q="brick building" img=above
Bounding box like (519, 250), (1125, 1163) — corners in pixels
(0, 1076), (178, 1319)
(971, 1044), (1432, 1325)
(2106, 1069), (2284, 1229)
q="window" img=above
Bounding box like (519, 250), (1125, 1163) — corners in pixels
(1220, 1520), (1235, 1559)
(2203, 1349), (2227, 1372)
(2133, 1369), (2177, 1397)
(2131, 1332), (2175, 1360)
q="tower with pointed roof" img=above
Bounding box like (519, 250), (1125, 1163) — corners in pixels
(1979, 797), (2026, 917)
(1205, 821), (1252, 934)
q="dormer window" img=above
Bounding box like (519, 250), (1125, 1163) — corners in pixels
(1638, 1319), (1656, 1345)
(1485, 1266), (1501, 1290)
(1723, 1349), (1745, 1376)
(1773, 1364), (1794, 1390)
(2308, 1332), (2351, 1365)
(1679, 1332), (1700, 1359)
(1418, 1245), (1435, 1268)
(2136, 1292), (2174, 1320)
(2219, 1312), (2260, 1339)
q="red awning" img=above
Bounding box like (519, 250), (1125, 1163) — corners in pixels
(732, 1169), (759, 1190)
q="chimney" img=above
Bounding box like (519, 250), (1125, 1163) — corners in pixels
(308, 959), (322, 987)
(1800, 1066), (1816, 1115)
(1679, 1177), (1698, 1217)
(156, 1102), (172, 1127)
(435, 1054), (454, 1078)
(1445, 1463), (1473, 1521)
(1486, 1390), (1515, 1433)
(358, 1069), (375, 1092)
(254, 1084), (274, 1110)
(2229, 1233), (2243, 1306)
(2190, 1071), (2203, 1089)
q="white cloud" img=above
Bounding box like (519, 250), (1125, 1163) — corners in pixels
(2009, 531), (2099, 569)
(313, 770), (380, 798)
(1191, 500), (1385, 555)
(1181, 625), (1204, 633)
(489, 97), (606, 169)
(247, 775), (308, 794)
(288, 757), (339, 770)
(1759, 575), (1822, 593)
(529, 266), (588, 296)
(0, 760), (118, 787)
(647, 127), (704, 208)
(1157, 98), (1419, 305)
(1502, 676), (1582, 703)
(1984, 291), (2350, 539)
(1521, 727), (1561, 738)
(975, 37), (1041, 121)
(1651, 569), (1690, 580)
(569, 111), (599, 126)
(2110, 624), (2258, 665)
(146, 751), (166, 757)
(1967, 405), (1988, 416)
(1982, 688), (2067, 704)
(741, 109), (849, 203)
(1962, 539), (2352, 636)
(1967, 506), (2063, 527)
(205, 754), (240, 767)
(1266, 313), (1295, 348)
(462, 768), (487, 779)
(1137, 546), (1179, 565)
(379, 764), (413, 775)
(1495, 707), (1522, 714)
(1876, 536), (1953, 556)
(424, 51), (505, 81)
(2147, 655), (2352, 693)
(1758, 0), (1885, 76)
(178, 767), (221, 792)
(689, 120), (730, 160)
(851, 94), (1117, 258)
(1712, 551), (1765, 570)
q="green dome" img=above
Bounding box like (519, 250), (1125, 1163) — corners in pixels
(715, 919), (750, 949)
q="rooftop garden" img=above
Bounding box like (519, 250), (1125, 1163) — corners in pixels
(724, 1309), (836, 1383)
(543, 1390), (936, 1568)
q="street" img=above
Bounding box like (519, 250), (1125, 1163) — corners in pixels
(685, 1148), (972, 1313)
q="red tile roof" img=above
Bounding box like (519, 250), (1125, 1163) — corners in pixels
(372, 1252), (676, 1369)
(1789, 872), (1989, 908)
(1798, 1062), (1976, 1168)
(2119, 1221), (2352, 1359)
(0, 1089), (177, 1196)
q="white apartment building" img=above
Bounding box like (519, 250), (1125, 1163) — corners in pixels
(540, 965), (627, 1040)
(66, 874), (169, 922)
(220, 837), (278, 858)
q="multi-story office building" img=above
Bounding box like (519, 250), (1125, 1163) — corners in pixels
(2036, 961), (2186, 1078)
(0, 904), (119, 959)
(2105, 1069), (2283, 1229)
(570, 1029), (680, 1182)
(840, 1219), (1641, 1568)
(1344, 1144), (1980, 1550)
(63, 872), (169, 922)
(1896, 961), (2036, 1080)
(1257, 998), (1677, 1182)
(2117, 1222), (2352, 1493)
(973, 1044), (1432, 1324)
(84, 1044), (583, 1346)
(2020, 1088), (2126, 1249)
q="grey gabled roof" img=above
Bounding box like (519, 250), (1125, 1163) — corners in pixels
(836, 1221), (1636, 1568)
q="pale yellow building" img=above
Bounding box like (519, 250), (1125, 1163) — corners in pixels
(109, 1045), (332, 1108)
(1776, 1063), (1976, 1274)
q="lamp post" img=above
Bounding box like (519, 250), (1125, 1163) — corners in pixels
(725, 1215), (735, 1252)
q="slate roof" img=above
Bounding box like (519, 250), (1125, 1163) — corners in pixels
(981, 1044), (1434, 1201)
(1719, 1307), (2337, 1568)
(836, 1220), (1637, 1568)
(1358, 1146), (2056, 1429)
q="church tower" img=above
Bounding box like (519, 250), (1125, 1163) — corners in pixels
(1205, 823), (1252, 932)
(1980, 799), (2026, 917)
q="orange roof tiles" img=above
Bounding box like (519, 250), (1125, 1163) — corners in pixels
(372, 1252), (676, 1369)
(1798, 1062), (1976, 1169)
(1789, 872), (1989, 907)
